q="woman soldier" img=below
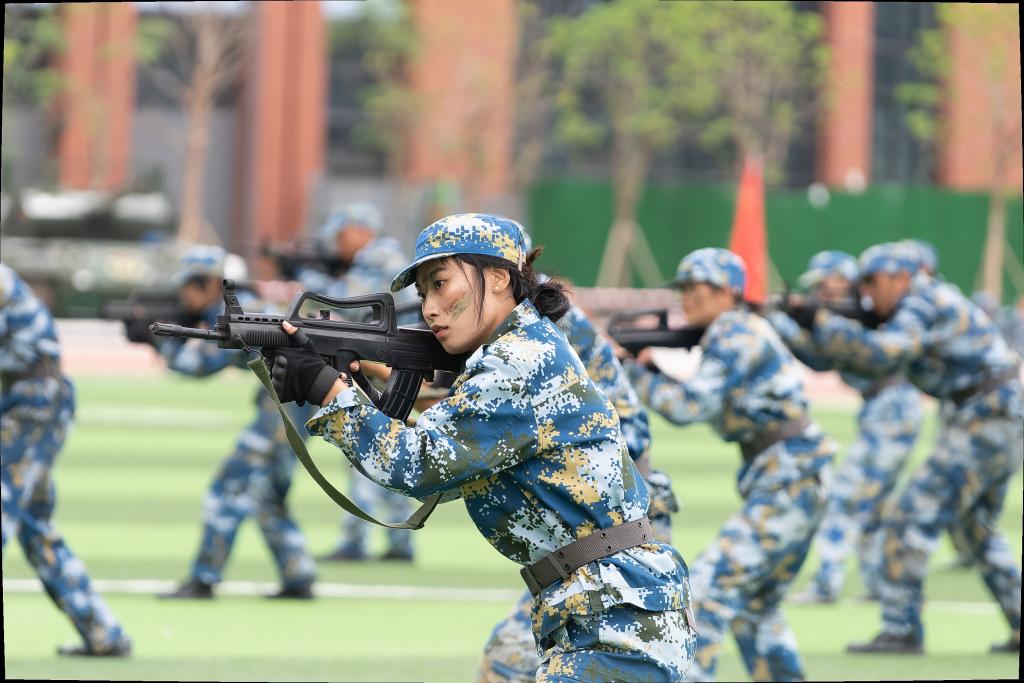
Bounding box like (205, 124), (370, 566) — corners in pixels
(618, 248), (835, 682)
(475, 231), (680, 683)
(266, 214), (694, 682)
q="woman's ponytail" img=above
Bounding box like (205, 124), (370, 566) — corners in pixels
(453, 246), (572, 323)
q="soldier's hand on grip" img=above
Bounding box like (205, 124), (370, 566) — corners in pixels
(268, 322), (350, 406)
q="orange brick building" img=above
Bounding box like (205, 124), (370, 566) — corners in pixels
(46, 1), (1023, 249)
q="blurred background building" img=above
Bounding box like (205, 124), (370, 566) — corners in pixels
(2, 1), (1021, 313)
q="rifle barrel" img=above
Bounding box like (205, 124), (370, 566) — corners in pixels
(150, 322), (228, 342)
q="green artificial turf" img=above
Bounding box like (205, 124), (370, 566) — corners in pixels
(3, 371), (1020, 681)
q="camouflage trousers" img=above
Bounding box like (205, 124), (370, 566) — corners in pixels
(334, 469), (415, 557)
(537, 604), (695, 682)
(808, 383), (921, 599)
(476, 473), (679, 682)
(688, 470), (828, 682)
(875, 398), (1023, 640)
(190, 393), (316, 589)
(1, 377), (129, 652)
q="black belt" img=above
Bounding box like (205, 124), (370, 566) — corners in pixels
(861, 375), (904, 401)
(950, 368), (1021, 407)
(520, 517), (654, 597)
(0, 356), (60, 393)
(739, 416), (811, 462)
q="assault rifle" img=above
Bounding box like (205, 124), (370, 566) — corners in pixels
(760, 292), (885, 330)
(102, 290), (197, 344)
(150, 279), (464, 422)
(606, 308), (706, 355)
(261, 241), (347, 280)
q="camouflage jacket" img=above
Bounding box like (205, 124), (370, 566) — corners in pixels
(0, 264), (62, 377)
(557, 304), (651, 462)
(307, 299), (689, 641)
(812, 276), (1023, 418)
(625, 307), (832, 494)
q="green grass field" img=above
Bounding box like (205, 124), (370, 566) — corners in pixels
(3, 370), (1021, 681)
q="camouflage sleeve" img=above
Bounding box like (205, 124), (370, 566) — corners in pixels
(623, 354), (726, 426)
(766, 310), (835, 372)
(811, 300), (931, 375)
(563, 306), (651, 461)
(0, 281), (56, 372)
(306, 350), (538, 498)
(156, 337), (240, 377)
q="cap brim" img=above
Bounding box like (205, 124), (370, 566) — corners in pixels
(390, 252), (457, 292)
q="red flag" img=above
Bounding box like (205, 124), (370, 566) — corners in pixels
(729, 157), (768, 303)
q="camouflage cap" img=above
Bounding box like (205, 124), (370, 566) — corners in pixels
(391, 213), (528, 292)
(858, 242), (919, 279)
(173, 244), (227, 285)
(318, 201), (384, 250)
(798, 250), (858, 289)
(672, 248), (746, 296)
(900, 238), (939, 274)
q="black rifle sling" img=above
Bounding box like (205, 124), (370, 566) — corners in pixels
(245, 355), (441, 530)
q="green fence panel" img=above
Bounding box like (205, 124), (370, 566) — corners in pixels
(528, 178), (1024, 302)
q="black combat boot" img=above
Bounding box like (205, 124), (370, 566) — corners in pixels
(265, 583), (315, 600)
(990, 635), (1020, 653)
(57, 638), (132, 657)
(847, 631), (923, 654)
(158, 578), (214, 599)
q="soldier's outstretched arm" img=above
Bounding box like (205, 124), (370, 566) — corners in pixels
(811, 301), (930, 375)
(306, 344), (538, 499)
(623, 353), (726, 426)
(765, 310), (835, 372)
(156, 337), (240, 377)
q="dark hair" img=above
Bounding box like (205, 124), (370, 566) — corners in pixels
(451, 247), (571, 323)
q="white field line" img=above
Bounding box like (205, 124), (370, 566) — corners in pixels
(1, 578), (1001, 614)
(78, 406), (235, 427)
(2, 578), (522, 603)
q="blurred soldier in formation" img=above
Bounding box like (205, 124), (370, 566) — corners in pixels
(1, 263), (132, 656)
(475, 231), (680, 683)
(294, 201), (419, 563)
(620, 248), (836, 681)
(796, 242), (1021, 654)
(154, 246), (318, 599)
(768, 251), (923, 604)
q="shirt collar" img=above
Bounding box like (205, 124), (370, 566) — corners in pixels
(485, 298), (541, 345)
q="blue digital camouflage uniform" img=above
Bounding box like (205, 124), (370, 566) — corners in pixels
(296, 233), (419, 558)
(476, 303), (679, 683)
(0, 263), (131, 653)
(310, 212), (695, 682)
(811, 243), (1023, 643)
(309, 299), (693, 681)
(769, 250), (923, 601)
(624, 248), (835, 682)
(156, 288), (317, 590)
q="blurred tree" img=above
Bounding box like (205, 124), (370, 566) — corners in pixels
(138, 4), (249, 245)
(695, 1), (827, 185)
(2, 5), (64, 189)
(898, 4), (1021, 300)
(340, 0), (419, 181)
(545, 0), (715, 287)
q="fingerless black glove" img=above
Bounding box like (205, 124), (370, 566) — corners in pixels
(268, 328), (350, 406)
(124, 318), (156, 346)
